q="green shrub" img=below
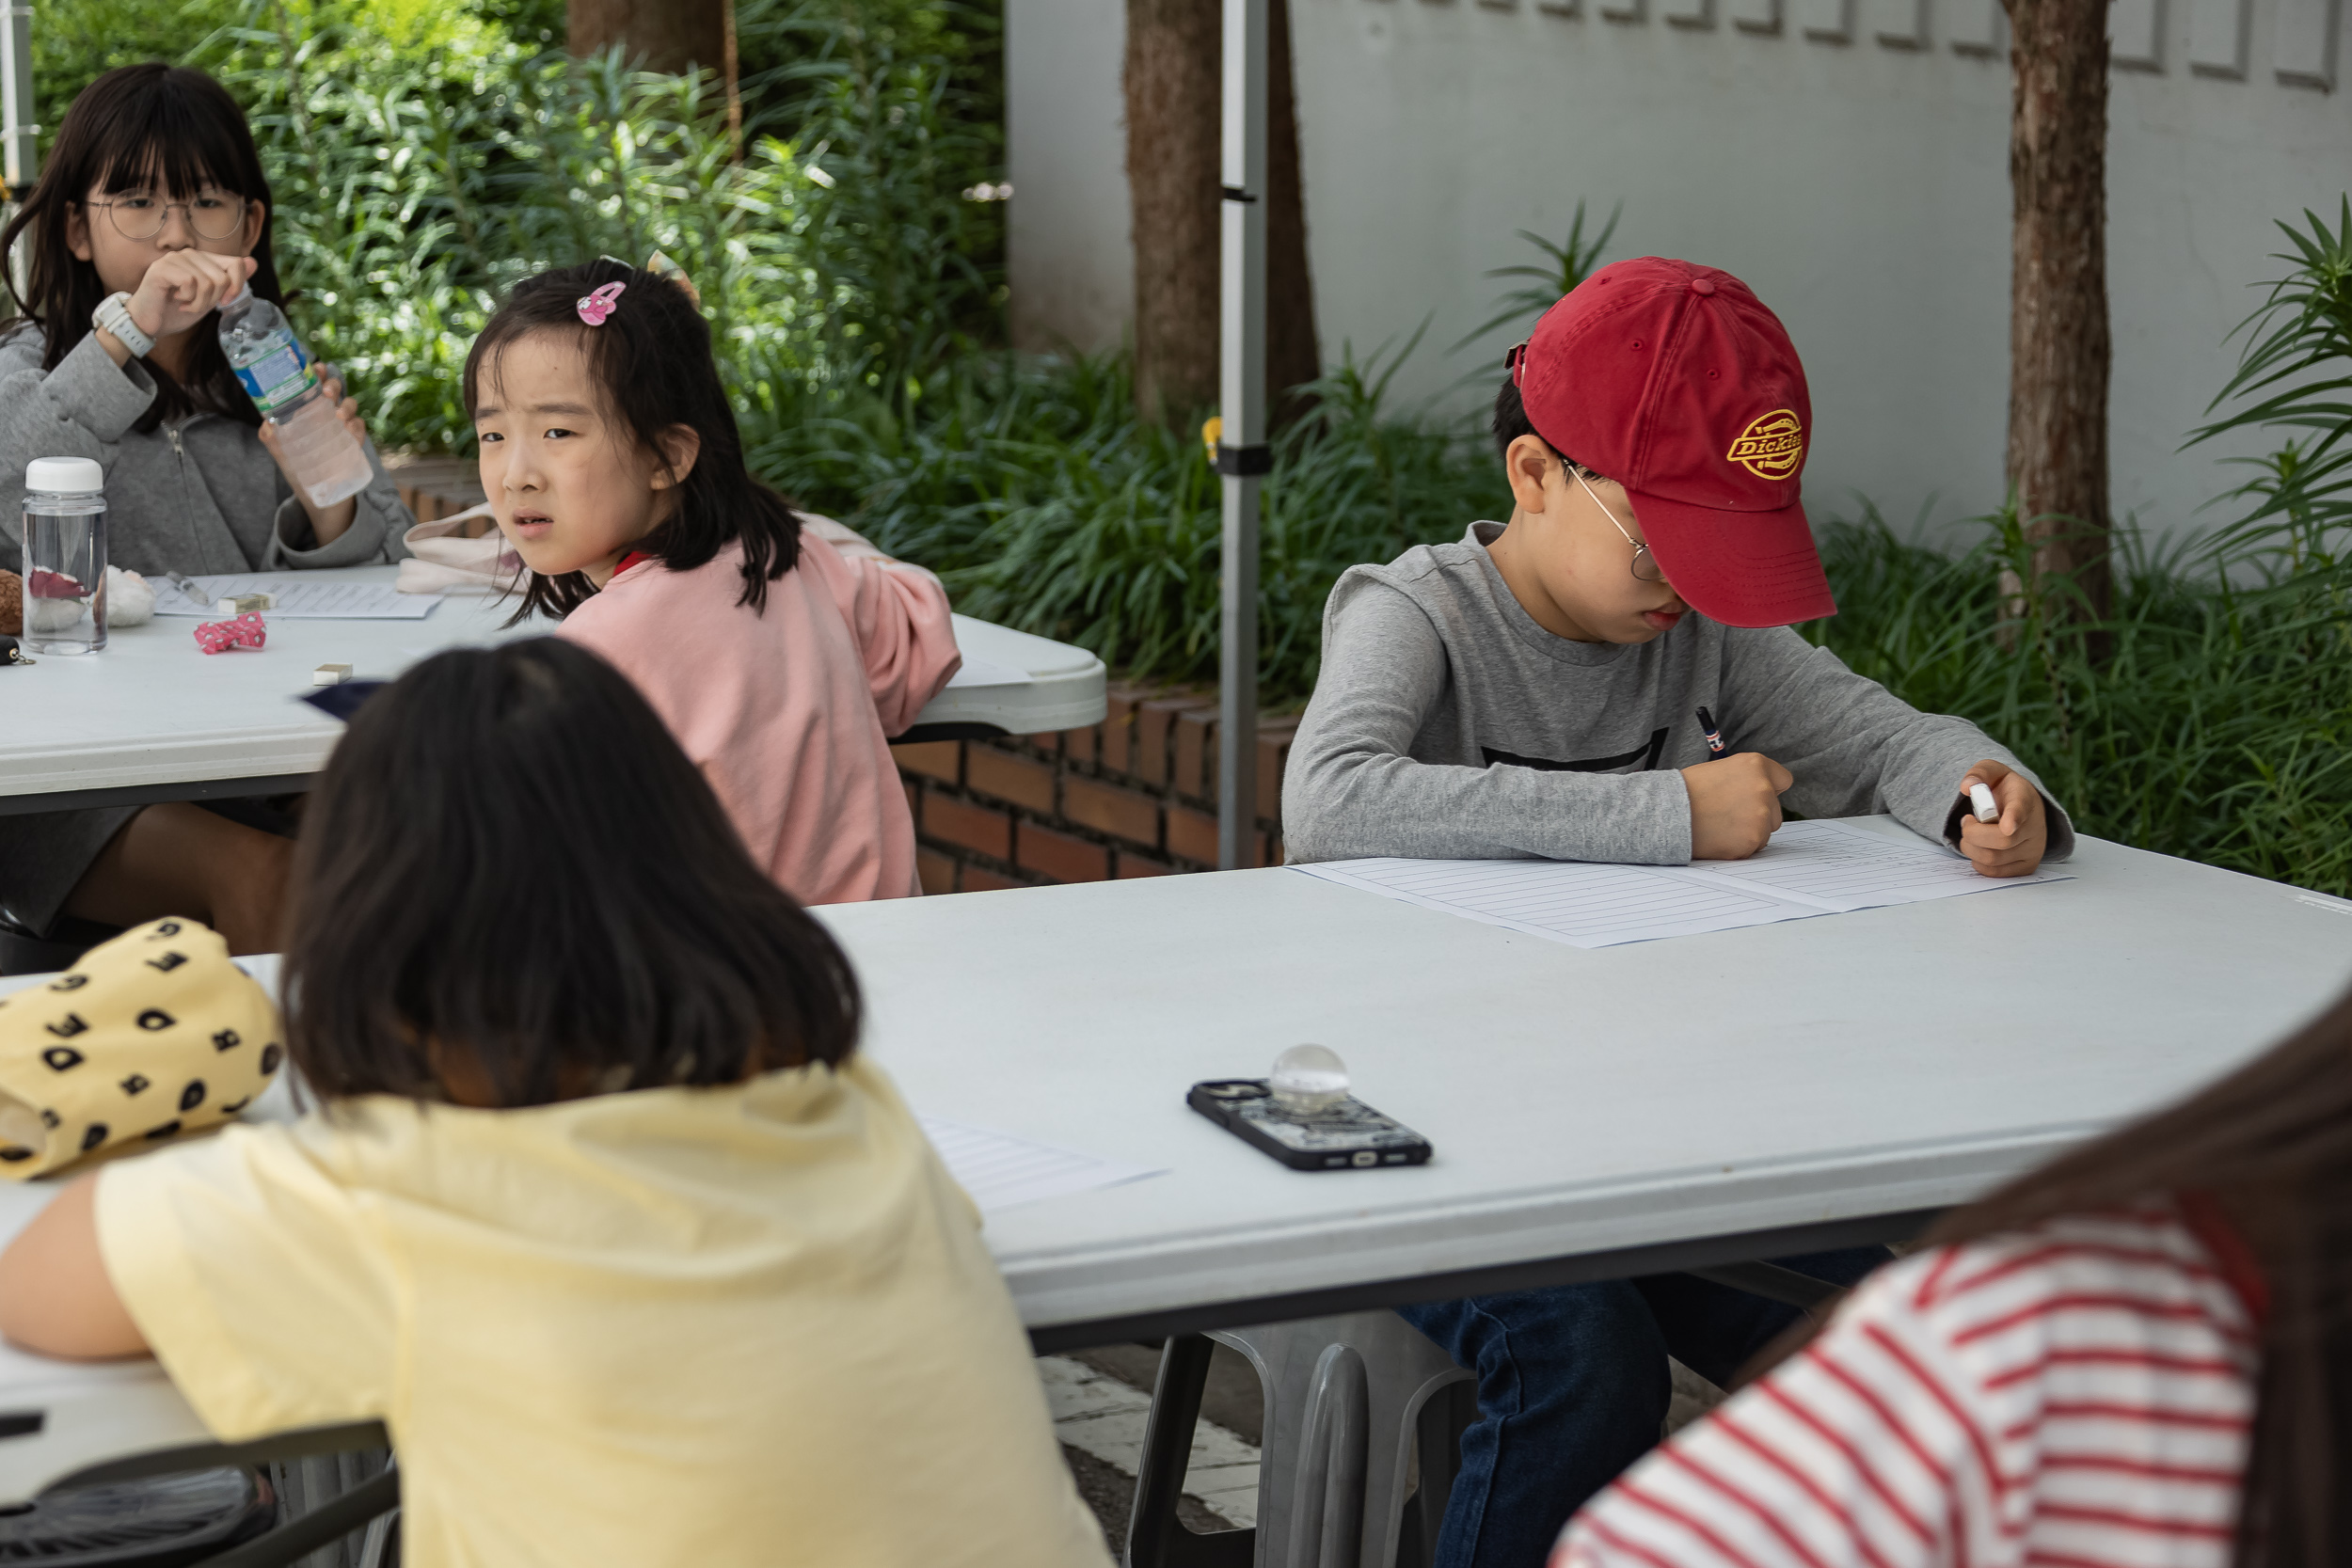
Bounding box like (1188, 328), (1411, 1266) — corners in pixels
(753, 329), (1506, 704)
(192, 1), (857, 455)
(24, 0), (1002, 457)
(28, 0), (240, 145)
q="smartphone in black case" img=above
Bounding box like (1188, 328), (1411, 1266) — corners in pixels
(1187, 1078), (1434, 1172)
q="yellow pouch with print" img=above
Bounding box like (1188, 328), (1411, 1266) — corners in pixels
(0, 918), (283, 1178)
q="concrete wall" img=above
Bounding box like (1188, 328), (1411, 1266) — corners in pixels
(1007, 0), (1134, 356)
(1007, 0), (2352, 538)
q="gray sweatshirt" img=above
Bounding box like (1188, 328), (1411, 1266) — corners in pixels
(1283, 522), (2074, 866)
(0, 326), (412, 577)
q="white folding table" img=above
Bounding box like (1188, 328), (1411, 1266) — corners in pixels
(3, 820), (2349, 1507)
(1, 565), (1106, 815)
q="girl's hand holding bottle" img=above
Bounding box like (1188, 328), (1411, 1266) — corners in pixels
(94, 250), (257, 366)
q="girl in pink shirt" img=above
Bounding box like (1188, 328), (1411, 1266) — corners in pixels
(463, 260), (959, 905)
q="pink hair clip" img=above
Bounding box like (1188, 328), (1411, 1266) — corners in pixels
(577, 281), (627, 326)
(194, 612), (267, 656)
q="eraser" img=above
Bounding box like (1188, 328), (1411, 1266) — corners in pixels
(194, 613), (267, 656)
(1968, 781), (1999, 823)
(215, 593), (274, 615)
(312, 663), (353, 686)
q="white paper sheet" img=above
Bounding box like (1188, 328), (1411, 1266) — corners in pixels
(918, 1117), (1166, 1212)
(1293, 817), (2073, 949)
(1295, 856), (1817, 948)
(1677, 817), (2072, 911)
(151, 574), (440, 620)
(946, 656), (1030, 689)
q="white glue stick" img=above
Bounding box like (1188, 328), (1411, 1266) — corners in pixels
(1968, 781), (1999, 823)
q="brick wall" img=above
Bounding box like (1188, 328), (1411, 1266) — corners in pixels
(385, 457), (489, 529)
(895, 683), (1298, 894)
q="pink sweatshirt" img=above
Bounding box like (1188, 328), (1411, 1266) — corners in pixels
(558, 520), (960, 906)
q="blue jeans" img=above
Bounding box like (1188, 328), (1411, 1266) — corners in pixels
(1396, 1247), (1890, 1568)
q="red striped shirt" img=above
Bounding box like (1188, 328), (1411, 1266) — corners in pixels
(1553, 1210), (2258, 1568)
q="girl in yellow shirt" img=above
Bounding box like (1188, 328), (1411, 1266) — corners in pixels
(0, 637), (1109, 1568)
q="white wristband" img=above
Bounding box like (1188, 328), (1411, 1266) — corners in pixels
(93, 292), (154, 358)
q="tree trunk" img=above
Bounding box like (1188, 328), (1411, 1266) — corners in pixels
(1125, 0), (1220, 429)
(1124, 0), (1319, 431)
(568, 0), (736, 84)
(2004, 0), (2111, 625)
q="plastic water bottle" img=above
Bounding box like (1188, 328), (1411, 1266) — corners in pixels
(21, 456), (108, 655)
(217, 286), (373, 509)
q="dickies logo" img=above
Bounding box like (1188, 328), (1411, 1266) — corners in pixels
(1725, 409), (1804, 482)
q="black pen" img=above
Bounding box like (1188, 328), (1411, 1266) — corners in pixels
(1696, 705), (1730, 762)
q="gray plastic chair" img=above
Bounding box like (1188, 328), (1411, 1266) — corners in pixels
(1125, 1312), (1475, 1568)
(1123, 1263), (1844, 1568)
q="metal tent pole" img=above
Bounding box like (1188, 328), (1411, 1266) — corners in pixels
(0, 0), (30, 191)
(1, 0), (34, 196)
(1, 0), (31, 310)
(1216, 0), (1268, 872)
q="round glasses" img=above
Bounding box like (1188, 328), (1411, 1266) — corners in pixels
(1571, 467), (1668, 583)
(87, 191), (248, 243)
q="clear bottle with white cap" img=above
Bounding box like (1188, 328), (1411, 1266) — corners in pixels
(216, 285), (373, 509)
(21, 456), (108, 655)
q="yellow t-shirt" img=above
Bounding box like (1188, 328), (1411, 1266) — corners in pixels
(94, 1057), (1110, 1568)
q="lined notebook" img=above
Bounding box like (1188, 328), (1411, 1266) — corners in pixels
(1293, 817), (2072, 949)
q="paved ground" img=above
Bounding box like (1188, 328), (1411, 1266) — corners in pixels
(1061, 1443), (1235, 1554)
(1044, 1349), (1259, 1549)
(1044, 1340), (1729, 1552)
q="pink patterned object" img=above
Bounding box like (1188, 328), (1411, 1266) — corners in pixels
(194, 612), (267, 655)
(576, 281), (626, 325)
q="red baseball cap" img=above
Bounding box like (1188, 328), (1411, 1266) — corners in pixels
(1510, 257), (1836, 628)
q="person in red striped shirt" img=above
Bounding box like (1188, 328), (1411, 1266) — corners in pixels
(1553, 982), (2351, 1568)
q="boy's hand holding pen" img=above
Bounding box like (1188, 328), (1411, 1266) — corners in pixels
(1954, 760), (2048, 878)
(1682, 706), (1792, 862)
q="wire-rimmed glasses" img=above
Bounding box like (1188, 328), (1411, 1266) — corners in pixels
(86, 190), (248, 243)
(1570, 467), (1667, 583)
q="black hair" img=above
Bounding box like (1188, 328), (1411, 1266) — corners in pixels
(0, 64), (282, 432)
(281, 639), (862, 1108)
(1491, 373), (1603, 481)
(463, 258), (803, 622)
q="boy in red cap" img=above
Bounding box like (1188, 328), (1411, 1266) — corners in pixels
(1282, 259), (2073, 1568)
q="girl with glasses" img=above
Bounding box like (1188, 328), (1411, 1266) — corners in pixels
(0, 63), (411, 576)
(0, 65), (416, 964)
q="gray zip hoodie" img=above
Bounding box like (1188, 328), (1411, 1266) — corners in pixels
(0, 325), (412, 577)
